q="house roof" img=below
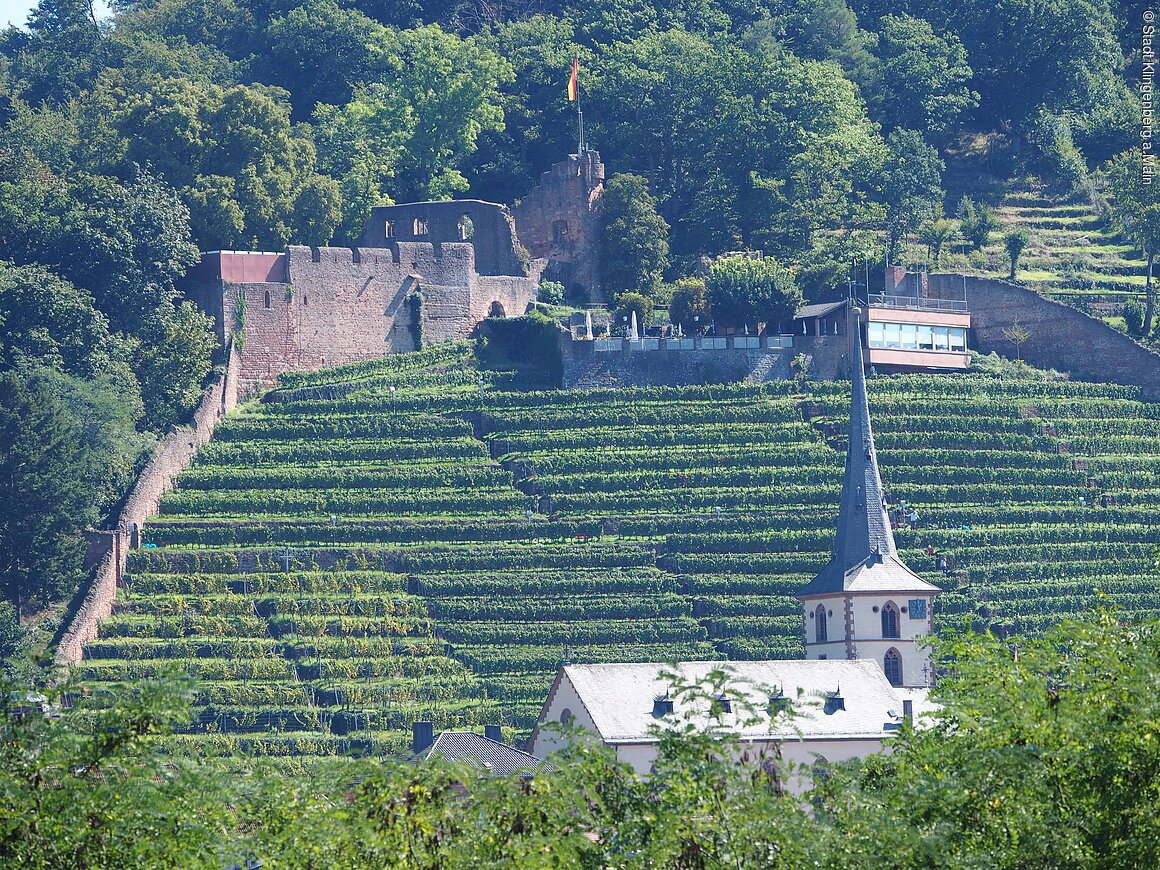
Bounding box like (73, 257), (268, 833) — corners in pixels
(555, 659), (916, 744)
(425, 732), (541, 776)
(796, 310), (939, 599)
(794, 300), (848, 320)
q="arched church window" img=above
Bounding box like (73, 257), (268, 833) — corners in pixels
(264, 290), (271, 309)
(884, 648), (902, 686)
(815, 604), (827, 643)
(882, 601), (900, 639)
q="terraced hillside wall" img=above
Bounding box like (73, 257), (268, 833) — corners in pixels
(933, 274), (1160, 400)
(54, 345), (242, 667)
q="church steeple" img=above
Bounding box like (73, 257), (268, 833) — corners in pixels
(832, 307), (896, 570)
(797, 309), (934, 598)
(795, 308), (938, 688)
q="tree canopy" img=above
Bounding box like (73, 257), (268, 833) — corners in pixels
(3, 612), (1159, 866)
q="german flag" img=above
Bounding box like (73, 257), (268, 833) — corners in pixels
(568, 58), (579, 101)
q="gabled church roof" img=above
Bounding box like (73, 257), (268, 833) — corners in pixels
(796, 310), (939, 599)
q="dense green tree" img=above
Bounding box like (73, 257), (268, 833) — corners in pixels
(613, 291), (654, 334)
(0, 673), (236, 867)
(0, 601), (22, 663)
(957, 195), (998, 250)
(260, 0), (381, 119)
(869, 14), (976, 137)
(601, 173), (669, 301)
(536, 280), (565, 305)
(589, 27), (885, 262)
(880, 128), (944, 264)
(79, 72), (340, 250)
(466, 15), (583, 204)
(1103, 149), (1160, 335)
(705, 254), (802, 331)
(853, 0), (1126, 133)
(1004, 228), (1029, 280)
(0, 0), (108, 106)
(754, 0), (876, 85)
(918, 218), (957, 267)
(109, 0), (260, 64)
(0, 152), (212, 427)
(1029, 109), (1089, 190)
(668, 277), (710, 333)
(0, 367), (145, 609)
(0, 261), (135, 387)
(819, 612), (1160, 868)
(314, 25), (510, 239)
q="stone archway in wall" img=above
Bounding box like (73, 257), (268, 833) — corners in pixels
(488, 301), (507, 318)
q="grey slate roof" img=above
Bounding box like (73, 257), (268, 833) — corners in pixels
(796, 312), (939, 598)
(559, 660), (916, 743)
(425, 731), (541, 776)
(794, 300), (848, 320)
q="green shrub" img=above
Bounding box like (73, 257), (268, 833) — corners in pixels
(1124, 300), (1146, 336)
(537, 281), (565, 305)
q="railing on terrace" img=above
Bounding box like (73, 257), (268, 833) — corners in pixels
(592, 335), (796, 352)
(867, 293), (968, 313)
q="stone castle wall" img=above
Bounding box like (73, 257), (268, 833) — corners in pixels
(931, 274), (1160, 400)
(55, 344), (242, 668)
(205, 243), (538, 388)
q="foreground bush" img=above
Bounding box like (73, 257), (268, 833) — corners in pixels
(4, 610), (1160, 868)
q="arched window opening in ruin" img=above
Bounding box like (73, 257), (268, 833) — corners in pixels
(882, 601), (900, 639)
(385, 220), (395, 239)
(488, 301), (506, 318)
(264, 290), (271, 309)
(413, 217), (429, 236)
(815, 604), (827, 643)
(884, 648), (902, 686)
(303, 294), (309, 307)
(552, 219), (569, 243)
(459, 214), (475, 240)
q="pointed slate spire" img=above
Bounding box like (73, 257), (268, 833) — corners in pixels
(796, 308), (937, 598)
(833, 308), (896, 567)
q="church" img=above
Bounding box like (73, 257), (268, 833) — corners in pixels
(530, 309), (939, 777)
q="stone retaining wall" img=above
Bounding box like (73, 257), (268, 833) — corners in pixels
(54, 343), (242, 667)
(932, 274), (1160, 400)
(561, 334), (849, 389)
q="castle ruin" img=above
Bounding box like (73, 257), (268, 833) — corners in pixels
(186, 152), (606, 389)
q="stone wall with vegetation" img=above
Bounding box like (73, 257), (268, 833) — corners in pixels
(54, 345), (242, 667)
(935, 274), (1160, 400)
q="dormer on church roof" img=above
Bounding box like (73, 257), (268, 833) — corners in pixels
(796, 308), (940, 600)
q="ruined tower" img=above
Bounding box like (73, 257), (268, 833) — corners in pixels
(512, 151), (605, 303)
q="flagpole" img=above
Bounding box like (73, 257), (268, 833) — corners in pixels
(570, 58), (585, 154)
(578, 98), (585, 154)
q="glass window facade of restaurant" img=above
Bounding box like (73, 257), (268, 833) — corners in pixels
(867, 321), (967, 352)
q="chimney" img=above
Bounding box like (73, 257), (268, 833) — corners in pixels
(412, 720), (434, 754)
(902, 699), (913, 725)
(484, 724), (503, 743)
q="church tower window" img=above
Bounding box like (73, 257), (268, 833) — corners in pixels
(884, 648), (902, 686)
(882, 601), (900, 639)
(815, 604), (827, 643)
